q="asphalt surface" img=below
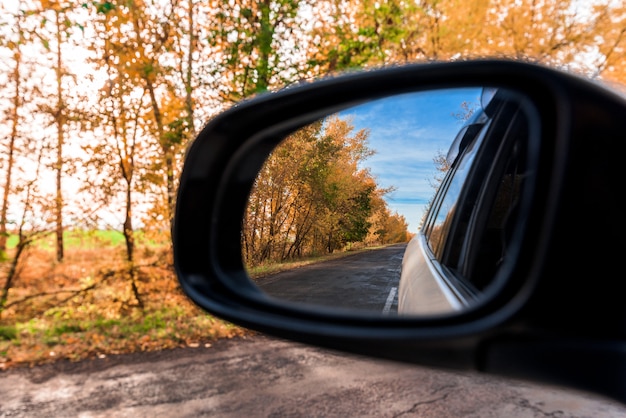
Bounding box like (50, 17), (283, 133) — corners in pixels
(1, 335), (625, 417)
(256, 244), (406, 315)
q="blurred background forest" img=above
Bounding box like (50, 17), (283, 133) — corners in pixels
(1, 0), (626, 368)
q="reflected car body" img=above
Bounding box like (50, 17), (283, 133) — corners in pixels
(399, 88), (532, 315)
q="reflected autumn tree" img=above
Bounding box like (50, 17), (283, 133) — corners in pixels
(243, 115), (409, 267)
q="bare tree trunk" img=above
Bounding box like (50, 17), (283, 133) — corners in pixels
(0, 240), (25, 312)
(145, 80), (175, 230)
(123, 189), (135, 264)
(255, 0), (273, 93)
(128, 1), (176, 233)
(123, 185), (142, 308)
(1, 143), (45, 314)
(54, 9), (65, 262)
(184, 0), (196, 137)
(0, 42), (20, 254)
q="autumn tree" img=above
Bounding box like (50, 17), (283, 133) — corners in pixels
(306, 0), (490, 74)
(87, 0), (186, 237)
(0, 1), (60, 312)
(0, 132), (55, 313)
(1, 0), (85, 261)
(482, 0), (593, 65)
(31, 0), (76, 262)
(583, 2), (626, 83)
(365, 188), (410, 245)
(310, 116), (376, 253)
(307, 0), (419, 73)
(83, 0), (185, 305)
(243, 121), (323, 264)
(203, 0), (315, 102)
(81, 63), (149, 307)
(170, 0), (199, 138)
(0, 3), (27, 259)
(371, 209), (410, 245)
(129, 0), (181, 231)
(242, 114), (407, 266)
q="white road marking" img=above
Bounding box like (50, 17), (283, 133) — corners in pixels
(382, 287), (398, 315)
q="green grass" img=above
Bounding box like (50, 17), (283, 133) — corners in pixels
(0, 325), (17, 341)
(52, 324), (84, 336)
(92, 318), (122, 331)
(65, 230), (126, 248)
(0, 305), (245, 367)
(5, 229), (167, 250)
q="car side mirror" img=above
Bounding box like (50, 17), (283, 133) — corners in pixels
(174, 60), (626, 404)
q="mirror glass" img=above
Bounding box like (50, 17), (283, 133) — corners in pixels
(243, 87), (536, 317)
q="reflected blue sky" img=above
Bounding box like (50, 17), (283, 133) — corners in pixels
(339, 88), (483, 233)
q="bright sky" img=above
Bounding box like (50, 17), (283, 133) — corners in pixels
(339, 88), (483, 233)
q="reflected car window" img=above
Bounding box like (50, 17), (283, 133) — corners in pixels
(426, 121), (491, 259)
(421, 94), (531, 298)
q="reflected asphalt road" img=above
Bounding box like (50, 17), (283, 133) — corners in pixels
(255, 244), (406, 315)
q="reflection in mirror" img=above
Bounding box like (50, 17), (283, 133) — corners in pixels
(242, 87), (536, 318)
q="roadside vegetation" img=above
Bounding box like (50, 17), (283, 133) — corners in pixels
(0, 235), (247, 370)
(243, 116), (411, 268)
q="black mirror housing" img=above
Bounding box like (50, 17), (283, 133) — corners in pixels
(173, 60), (626, 403)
